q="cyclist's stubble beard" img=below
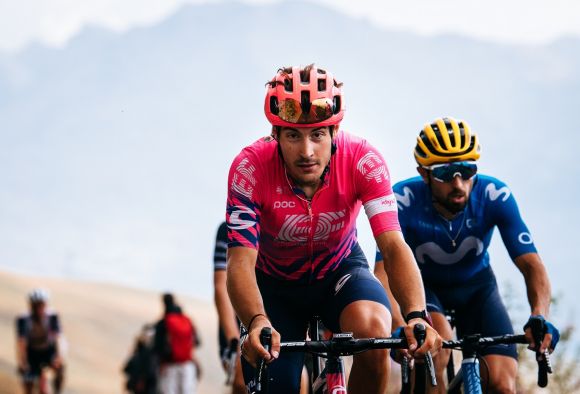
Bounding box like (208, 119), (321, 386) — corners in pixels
(430, 178), (472, 216)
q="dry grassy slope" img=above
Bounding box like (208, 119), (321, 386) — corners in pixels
(0, 270), (230, 394)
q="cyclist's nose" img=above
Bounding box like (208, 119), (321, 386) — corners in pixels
(299, 139), (315, 158)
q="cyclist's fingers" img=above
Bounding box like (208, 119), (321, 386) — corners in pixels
(268, 329), (281, 363)
(540, 333), (552, 354)
(414, 329), (440, 357)
(524, 328), (536, 350)
(403, 326), (418, 352)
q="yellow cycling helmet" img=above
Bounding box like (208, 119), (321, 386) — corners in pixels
(414, 117), (480, 166)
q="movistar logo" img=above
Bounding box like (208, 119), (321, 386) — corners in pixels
(415, 236), (484, 265)
(485, 183), (511, 202)
(395, 187), (414, 210)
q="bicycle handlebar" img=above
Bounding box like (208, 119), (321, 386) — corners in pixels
(442, 332), (552, 388)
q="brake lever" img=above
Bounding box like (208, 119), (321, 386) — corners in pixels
(413, 323), (437, 387)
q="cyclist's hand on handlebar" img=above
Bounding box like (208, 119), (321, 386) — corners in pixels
(241, 316), (280, 367)
(389, 326), (411, 364)
(404, 319), (442, 358)
(524, 315), (560, 353)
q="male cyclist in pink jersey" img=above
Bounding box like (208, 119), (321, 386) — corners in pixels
(226, 64), (441, 394)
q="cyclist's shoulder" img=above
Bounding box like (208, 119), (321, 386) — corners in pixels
(237, 135), (278, 158)
(393, 176), (424, 196)
(216, 221), (228, 239)
(334, 130), (377, 154)
(472, 174), (513, 202)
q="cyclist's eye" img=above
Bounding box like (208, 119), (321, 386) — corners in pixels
(311, 131), (325, 140)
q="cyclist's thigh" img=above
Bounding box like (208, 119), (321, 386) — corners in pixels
(456, 277), (517, 359)
(241, 273), (309, 394)
(319, 247), (390, 333)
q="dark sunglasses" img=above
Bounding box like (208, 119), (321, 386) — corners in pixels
(423, 161), (478, 183)
(276, 98), (334, 124)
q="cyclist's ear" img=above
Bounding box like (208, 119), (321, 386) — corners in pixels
(417, 166), (429, 184)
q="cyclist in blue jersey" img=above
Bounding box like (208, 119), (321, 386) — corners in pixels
(375, 117), (559, 393)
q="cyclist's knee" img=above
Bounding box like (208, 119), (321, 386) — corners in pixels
(433, 348), (451, 372)
(482, 355), (517, 394)
(340, 301), (390, 337)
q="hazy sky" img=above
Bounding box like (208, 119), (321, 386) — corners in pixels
(1, 0), (579, 52)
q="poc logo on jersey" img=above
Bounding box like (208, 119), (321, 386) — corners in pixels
(273, 201), (296, 209)
(357, 151), (388, 183)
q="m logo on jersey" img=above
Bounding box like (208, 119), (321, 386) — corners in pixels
(356, 151), (388, 183)
(485, 183), (511, 202)
(395, 187), (414, 210)
(231, 158), (257, 200)
(228, 206), (256, 230)
(277, 210), (346, 242)
(415, 236), (484, 265)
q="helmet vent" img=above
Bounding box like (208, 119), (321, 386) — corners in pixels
(270, 96), (279, 115)
(284, 78), (293, 92)
(318, 79), (326, 91)
(301, 91), (311, 113)
(300, 69), (310, 83)
(333, 96), (341, 114)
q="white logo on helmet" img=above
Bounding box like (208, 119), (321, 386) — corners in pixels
(357, 151), (388, 183)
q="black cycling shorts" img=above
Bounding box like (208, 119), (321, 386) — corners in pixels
(241, 243), (390, 394)
(424, 266), (517, 359)
(23, 345), (57, 381)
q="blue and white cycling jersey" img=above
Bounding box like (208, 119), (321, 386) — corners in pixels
(376, 175), (537, 285)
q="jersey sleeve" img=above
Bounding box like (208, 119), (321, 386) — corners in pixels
(16, 316), (27, 338)
(354, 142), (401, 236)
(213, 222), (228, 271)
(49, 314), (61, 333)
(226, 149), (262, 249)
(486, 179), (538, 260)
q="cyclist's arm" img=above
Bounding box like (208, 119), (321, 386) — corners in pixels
(16, 337), (27, 369)
(514, 252), (551, 317)
(214, 269), (240, 340)
(376, 231), (441, 356)
(373, 260), (405, 328)
(376, 231), (425, 317)
(226, 246), (279, 365)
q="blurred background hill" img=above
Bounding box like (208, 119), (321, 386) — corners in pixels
(0, 269), (225, 394)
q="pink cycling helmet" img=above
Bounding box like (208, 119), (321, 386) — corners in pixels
(264, 64), (344, 128)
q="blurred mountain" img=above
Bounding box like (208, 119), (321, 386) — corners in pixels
(0, 0), (578, 328)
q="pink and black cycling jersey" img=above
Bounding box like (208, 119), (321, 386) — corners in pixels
(226, 130), (400, 283)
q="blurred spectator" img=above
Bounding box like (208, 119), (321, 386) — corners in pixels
(123, 324), (157, 394)
(153, 293), (201, 394)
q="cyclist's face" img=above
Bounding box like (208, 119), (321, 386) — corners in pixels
(30, 301), (46, 316)
(278, 126), (332, 190)
(418, 167), (474, 215)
